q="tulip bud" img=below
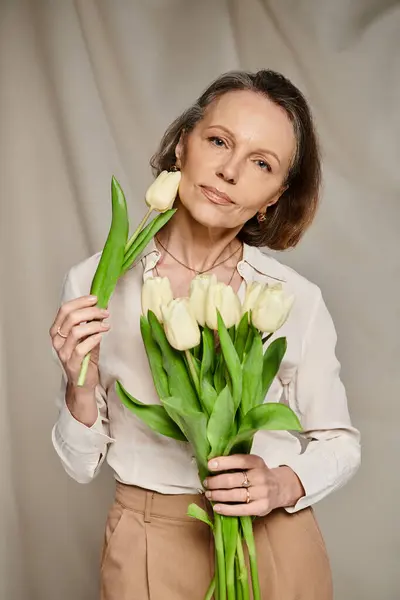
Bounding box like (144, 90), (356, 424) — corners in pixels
(242, 281), (266, 320)
(145, 170), (181, 213)
(251, 283), (294, 333)
(161, 299), (201, 351)
(189, 274), (216, 327)
(141, 277), (174, 322)
(205, 280), (242, 330)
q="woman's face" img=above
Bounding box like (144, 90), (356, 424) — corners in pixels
(175, 90), (296, 231)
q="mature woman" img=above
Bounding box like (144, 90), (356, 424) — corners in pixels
(50, 70), (360, 600)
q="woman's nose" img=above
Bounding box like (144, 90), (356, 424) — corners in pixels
(216, 160), (239, 185)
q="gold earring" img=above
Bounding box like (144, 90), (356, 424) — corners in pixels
(257, 211), (267, 223)
(170, 165), (180, 172)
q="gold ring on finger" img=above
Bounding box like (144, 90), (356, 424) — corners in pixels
(57, 326), (68, 339)
(241, 471), (251, 488)
(245, 488), (251, 504)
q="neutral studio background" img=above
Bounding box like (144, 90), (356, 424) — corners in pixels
(0, 1), (399, 599)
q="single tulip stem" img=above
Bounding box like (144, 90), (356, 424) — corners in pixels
(261, 332), (273, 345)
(240, 517), (260, 600)
(236, 532), (249, 600)
(125, 207), (153, 255)
(214, 512), (227, 600)
(204, 576), (216, 600)
(77, 352), (91, 387)
(235, 558), (243, 600)
(185, 350), (200, 396)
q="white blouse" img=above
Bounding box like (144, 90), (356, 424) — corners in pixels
(52, 240), (361, 513)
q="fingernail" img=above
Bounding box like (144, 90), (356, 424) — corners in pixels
(205, 491), (211, 499)
(209, 460), (218, 470)
(101, 322), (110, 329)
(203, 479), (208, 488)
(213, 505), (221, 512)
(89, 295), (97, 301)
(101, 310), (110, 316)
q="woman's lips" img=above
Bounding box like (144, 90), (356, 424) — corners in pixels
(200, 185), (233, 206)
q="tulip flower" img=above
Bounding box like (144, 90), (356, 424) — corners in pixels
(145, 170), (181, 213)
(242, 281), (266, 319)
(125, 169), (181, 257)
(206, 280), (242, 330)
(141, 277), (174, 323)
(251, 283), (294, 333)
(161, 298), (201, 351)
(189, 274), (216, 327)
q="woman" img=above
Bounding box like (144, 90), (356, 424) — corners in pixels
(50, 70), (360, 599)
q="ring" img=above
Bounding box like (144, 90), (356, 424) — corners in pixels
(241, 471), (251, 488)
(57, 326), (68, 339)
(245, 489), (251, 504)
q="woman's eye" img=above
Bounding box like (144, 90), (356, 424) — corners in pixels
(209, 136), (226, 148)
(256, 159), (272, 172)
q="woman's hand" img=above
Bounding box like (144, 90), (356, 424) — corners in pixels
(49, 294), (110, 425)
(203, 454), (305, 517)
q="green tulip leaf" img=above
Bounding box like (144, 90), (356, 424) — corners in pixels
(140, 316), (170, 399)
(207, 385), (235, 458)
(234, 313), (249, 362)
(187, 503), (214, 529)
(213, 354), (226, 395)
(200, 378), (218, 416)
(199, 327), (217, 415)
(262, 337), (287, 400)
(162, 395), (210, 479)
(121, 209), (176, 274)
(224, 402), (302, 455)
(201, 327), (215, 380)
(115, 381), (186, 442)
(244, 325), (255, 357)
(148, 311), (200, 412)
(241, 329), (263, 415)
(217, 311), (242, 411)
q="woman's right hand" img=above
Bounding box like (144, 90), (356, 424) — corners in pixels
(49, 295), (110, 425)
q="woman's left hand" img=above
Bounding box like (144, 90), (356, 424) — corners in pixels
(203, 454), (305, 517)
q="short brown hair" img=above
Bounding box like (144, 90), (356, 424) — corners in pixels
(150, 70), (321, 250)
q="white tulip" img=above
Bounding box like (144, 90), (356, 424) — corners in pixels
(205, 280), (242, 330)
(189, 274), (216, 327)
(242, 281), (266, 319)
(251, 283), (294, 333)
(141, 277), (174, 322)
(145, 170), (181, 213)
(161, 299), (201, 351)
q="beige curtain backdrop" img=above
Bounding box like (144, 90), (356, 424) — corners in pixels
(1, 0), (399, 598)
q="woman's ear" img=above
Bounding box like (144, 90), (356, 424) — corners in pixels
(264, 184), (288, 210)
(175, 132), (185, 167)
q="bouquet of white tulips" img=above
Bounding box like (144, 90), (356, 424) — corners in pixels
(116, 271), (302, 600)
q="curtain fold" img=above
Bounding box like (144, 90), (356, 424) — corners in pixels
(1, 1), (398, 598)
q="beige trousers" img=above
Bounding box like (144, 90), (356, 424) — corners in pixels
(100, 482), (333, 600)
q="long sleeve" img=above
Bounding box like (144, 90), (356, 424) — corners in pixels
(281, 290), (361, 512)
(51, 269), (114, 484)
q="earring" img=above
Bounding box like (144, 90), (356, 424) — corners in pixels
(170, 165), (180, 172)
(257, 211), (267, 223)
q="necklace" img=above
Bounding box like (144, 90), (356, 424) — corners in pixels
(154, 236), (242, 287)
(155, 235), (242, 275)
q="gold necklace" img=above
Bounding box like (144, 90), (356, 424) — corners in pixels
(155, 235), (242, 275)
(154, 236), (242, 287)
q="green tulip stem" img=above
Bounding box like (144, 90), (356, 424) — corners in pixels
(235, 557), (243, 600)
(204, 575), (216, 600)
(240, 517), (260, 600)
(185, 350), (201, 396)
(77, 353), (90, 387)
(124, 207), (153, 254)
(236, 532), (249, 600)
(214, 512), (227, 600)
